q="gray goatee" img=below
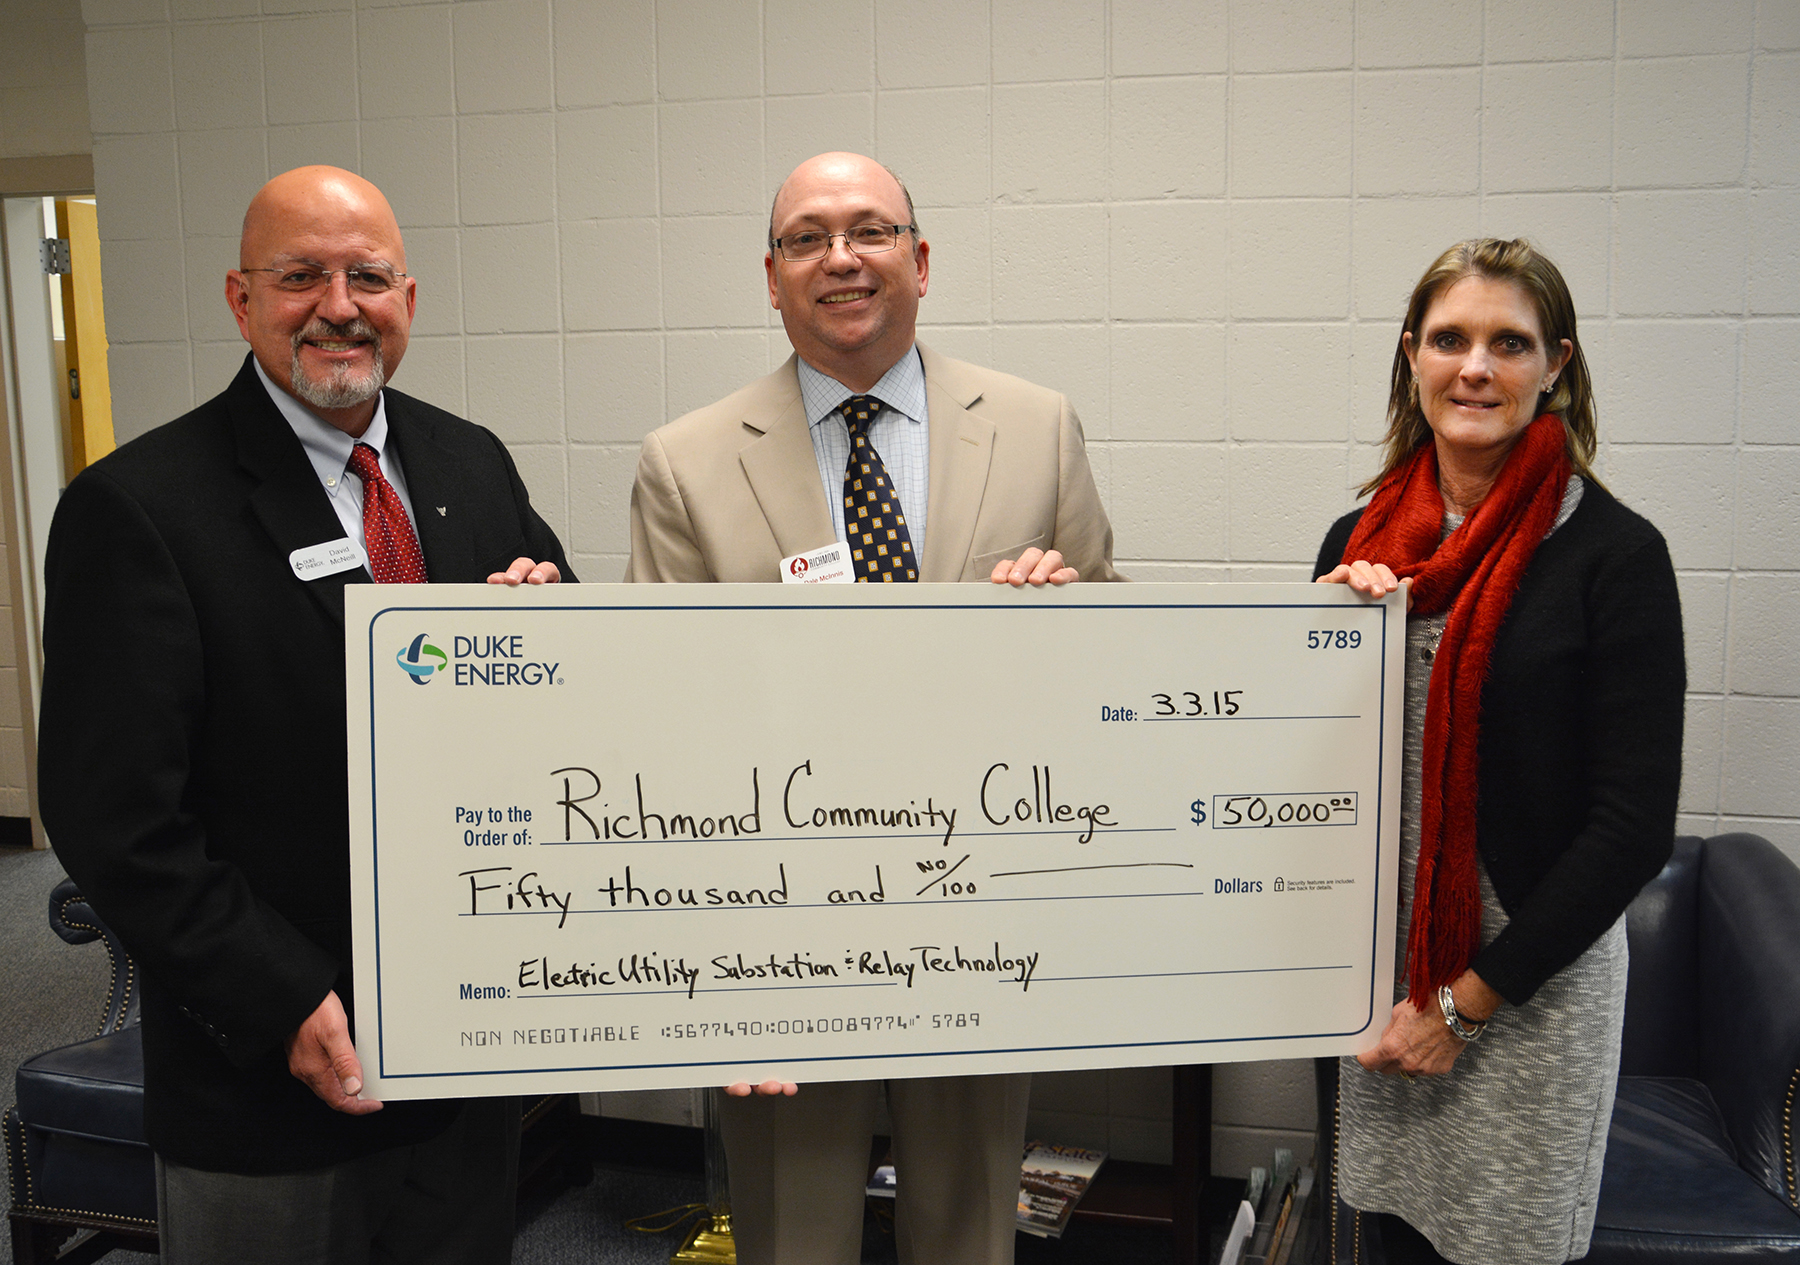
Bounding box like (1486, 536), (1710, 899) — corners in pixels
(290, 318), (385, 411)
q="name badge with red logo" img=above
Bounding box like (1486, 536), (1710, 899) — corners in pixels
(780, 542), (853, 584)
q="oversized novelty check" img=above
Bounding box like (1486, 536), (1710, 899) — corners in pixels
(347, 583), (1402, 1100)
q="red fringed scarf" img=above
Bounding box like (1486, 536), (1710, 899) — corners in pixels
(1343, 415), (1572, 1006)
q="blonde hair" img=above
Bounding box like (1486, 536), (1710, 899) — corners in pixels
(1364, 238), (1597, 496)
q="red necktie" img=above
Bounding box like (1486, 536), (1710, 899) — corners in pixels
(346, 442), (428, 584)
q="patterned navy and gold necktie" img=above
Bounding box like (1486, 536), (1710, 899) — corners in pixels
(840, 395), (917, 582)
(347, 442), (429, 584)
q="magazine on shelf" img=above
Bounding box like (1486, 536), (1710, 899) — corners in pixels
(1225, 1161), (1315, 1265)
(866, 1152), (896, 1199)
(866, 1138), (1108, 1239)
(1016, 1140), (1108, 1239)
(1219, 1200), (1257, 1265)
(1270, 1168), (1315, 1265)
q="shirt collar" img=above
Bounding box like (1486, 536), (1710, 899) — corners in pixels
(799, 346), (927, 430)
(253, 356), (391, 498)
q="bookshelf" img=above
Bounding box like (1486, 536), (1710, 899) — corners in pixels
(1068, 1064), (1217, 1264)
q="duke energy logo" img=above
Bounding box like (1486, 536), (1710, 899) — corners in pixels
(396, 633), (448, 684)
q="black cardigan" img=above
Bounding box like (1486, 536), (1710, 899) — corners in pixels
(1314, 479), (1685, 1005)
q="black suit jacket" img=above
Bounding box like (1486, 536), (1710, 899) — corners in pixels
(38, 355), (573, 1172)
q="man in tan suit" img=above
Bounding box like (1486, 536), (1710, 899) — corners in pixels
(626, 152), (1122, 1265)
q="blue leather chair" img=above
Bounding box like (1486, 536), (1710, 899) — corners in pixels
(1586, 832), (1800, 1262)
(4, 879), (157, 1264)
(1316, 833), (1800, 1264)
(6, 882), (584, 1263)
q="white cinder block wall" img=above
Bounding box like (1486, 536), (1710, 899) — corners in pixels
(68, 0), (1800, 1170)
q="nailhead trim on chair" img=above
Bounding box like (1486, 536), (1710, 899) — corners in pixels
(1328, 1067), (1364, 1265)
(54, 893), (137, 1038)
(3, 1107), (159, 1235)
(1328, 1078), (1339, 1265)
(1785, 1065), (1797, 1208)
(5, 1105), (24, 1202)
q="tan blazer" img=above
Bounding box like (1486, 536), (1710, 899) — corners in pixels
(627, 344), (1122, 584)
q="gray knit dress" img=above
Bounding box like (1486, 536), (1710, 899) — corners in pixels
(1336, 480), (1627, 1265)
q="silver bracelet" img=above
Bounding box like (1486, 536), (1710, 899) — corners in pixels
(1438, 984), (1486, 1042)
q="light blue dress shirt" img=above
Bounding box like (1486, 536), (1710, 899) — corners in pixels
(798, 348), (930, 554)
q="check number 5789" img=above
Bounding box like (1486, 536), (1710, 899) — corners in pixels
(1306, 630), (1362, 650)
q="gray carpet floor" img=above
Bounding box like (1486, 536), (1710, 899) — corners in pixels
(2, 845), (1173, 1264)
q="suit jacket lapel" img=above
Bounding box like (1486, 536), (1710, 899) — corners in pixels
(230, 357), (367, 630)
(919, 345), (995, 582)
(737, 358), (836, 559)
(382, 399), (477, 581)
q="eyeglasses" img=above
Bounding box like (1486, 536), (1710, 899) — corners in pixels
(241, 264), (409, 296)
(770, 224), (916, 262)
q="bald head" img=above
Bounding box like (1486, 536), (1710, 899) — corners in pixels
(240, 166), (406, 272)
(227, 166), (417, 436)
(768, 153), (916, 246)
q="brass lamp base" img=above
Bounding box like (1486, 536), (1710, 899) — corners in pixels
(672, 1214), (736, 1264)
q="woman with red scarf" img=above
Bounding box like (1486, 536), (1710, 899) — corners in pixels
(1314, 239), (1685, 1265)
